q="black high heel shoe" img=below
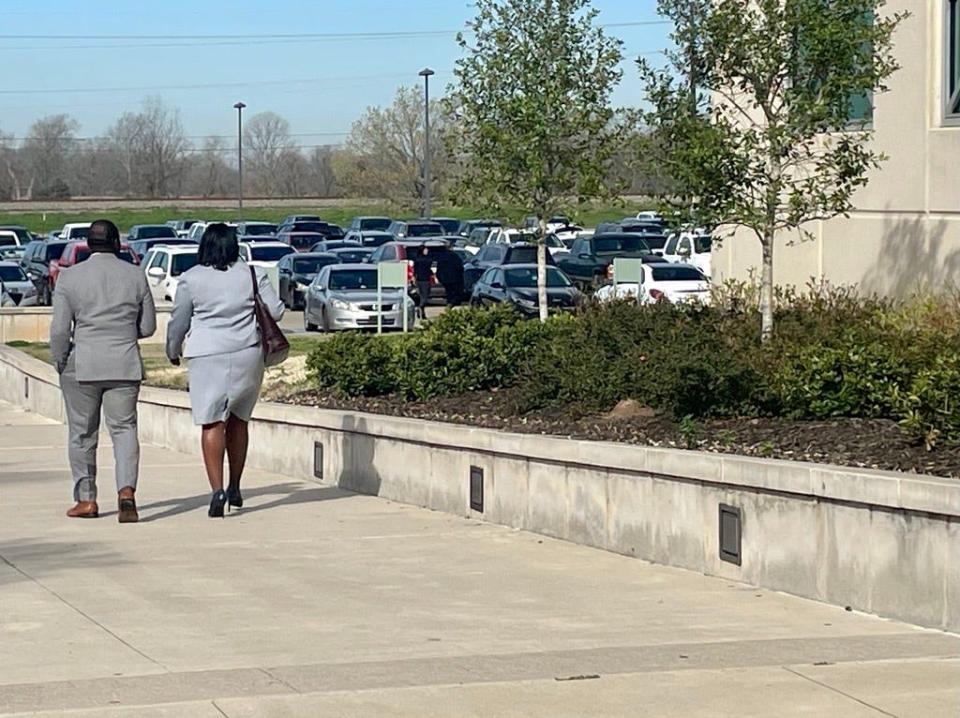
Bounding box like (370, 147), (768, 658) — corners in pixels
(226, 485), (243, 510)
(208, 490), (227, 518)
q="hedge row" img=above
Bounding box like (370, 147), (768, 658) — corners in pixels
(305, 290), (960, 448)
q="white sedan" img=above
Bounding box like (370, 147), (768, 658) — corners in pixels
(239, 241), (296, 268)
(595, 263), (710, 305)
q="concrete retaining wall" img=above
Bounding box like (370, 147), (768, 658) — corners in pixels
(2, 345), (957, 633)
(0, 307), (172, 344)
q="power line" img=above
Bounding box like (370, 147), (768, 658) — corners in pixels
(0, 20), (669, 43)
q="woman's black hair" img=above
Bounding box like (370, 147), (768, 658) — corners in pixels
(197, 223), (239, 271)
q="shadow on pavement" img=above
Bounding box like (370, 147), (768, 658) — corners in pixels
(139, 482), (353, 523)
(0, 539), (127, 586)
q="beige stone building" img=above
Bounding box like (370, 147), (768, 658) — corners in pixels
(714, 0), (960, 296)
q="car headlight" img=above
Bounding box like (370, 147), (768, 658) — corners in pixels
(330, 298), (351, 310)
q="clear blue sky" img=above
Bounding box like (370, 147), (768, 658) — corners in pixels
(0, 1), (671, 146)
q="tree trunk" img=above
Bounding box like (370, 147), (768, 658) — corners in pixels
(760, 233), (774, 341)
(537, 217), (548, 323)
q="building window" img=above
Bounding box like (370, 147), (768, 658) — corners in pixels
(949, 0), (960, 116)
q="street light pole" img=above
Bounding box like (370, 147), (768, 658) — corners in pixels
(233, 101), (246, 223)
(418, 68), (435, 219)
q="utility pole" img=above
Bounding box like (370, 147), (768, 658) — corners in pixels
(419, 68), (435, 218)
(233, 102), (246, 223)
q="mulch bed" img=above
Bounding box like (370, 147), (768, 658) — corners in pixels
(283, 387), (960, 479)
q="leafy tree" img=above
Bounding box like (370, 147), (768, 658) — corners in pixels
(639, 0), (907, 339)
(448, 0), (629, 321)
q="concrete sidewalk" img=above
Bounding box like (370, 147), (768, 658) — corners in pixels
(0, 399), (957, 717)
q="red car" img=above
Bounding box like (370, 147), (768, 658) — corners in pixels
(49, 241), (141, 290)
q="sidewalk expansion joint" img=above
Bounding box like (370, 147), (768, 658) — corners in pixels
(782, 665), (897, 717)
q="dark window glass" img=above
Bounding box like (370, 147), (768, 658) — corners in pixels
(334, 250), (372, 263)
(360, 218), (392, 231)
(0, 236), (17, 247)
(244, 224), (277, 236)
(593, 236), (651, 253)
(249, 246), (294, 261)
(138, 226), (178, 239)
(505, 247), (537, 263)
(695, 235), (713, 253)
(329, 269), (378, 290)
(294, 257), (338, 274)
(170, 253), (198, 276)
(288, 234), (321, 250)
(650, 266), (705, 282)
(407, 223), (443, 237)
(0, 266), (27, 281)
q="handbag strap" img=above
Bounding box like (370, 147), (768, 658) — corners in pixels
(249, 266), (261, 298)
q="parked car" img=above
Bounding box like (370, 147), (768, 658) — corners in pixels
(0, 261), (38, 306)
(236, 221), (278, 237)
(309, 239), (362, 254)
(368, 239), (452, 299)
(51, 241), (140, 289)
(348, 216), (393, 232)
(303, 264), (415, 333)
(344, 229), (393, 248)
(0, 226), (32, 245)
(595, 263), (711, 305)
(545, 216), (571, 233)
(470, 264), (580, 317)
(556, 233), (653, 289)
(277, 232), (325, 253)
(276, 252), (341, 309)
(186, 222), (208, 241)
(279, 214), (321, 226)
(142, 245), (199, 303)
(278, 221), (344, 240)
(463, 243), (556, 292)
(552, 225), (585, 247)
(239, 241), (295, 268)
(328, 246), (374, 264)
(662, 232), (713, 277)
(457, 219), (502, 237)
(387, 220), (444, 238)
(60, 223), (92, 241)
(128, 224), (179, 242)
(0, 230), (22, 249)
(166, 219), (202, 237)
(20, 240), (69, 305)
(484, 228), (538, 246)
(431, 217), (461, 235)
(129, 237), (197, 260)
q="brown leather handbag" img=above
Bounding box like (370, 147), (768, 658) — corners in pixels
(250, 267), (290, 367)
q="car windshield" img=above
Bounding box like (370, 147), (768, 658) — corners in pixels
(68, 228), (90, 240)
(0, 236), (17, 247)
(594, 236), (650, 254)
(291, 222), (329, 233)
(695, 235), (713, 253)
(435, 219), (461, 233)
(360, 218), (392, 231)
(244, 224), (277, 236)
(362, 233), (391, 247)
(651, 266), (705, 282)
(138, 226), (177, 239)
(504, 267), (571, 288)
(641, 235), (667, 250)
(294, 258), (336, 274)
(250, 246), (294, 262)
(170, 253), (198, 276)
(288, 234), (321, 250)
(504, 247), (539, 263)
(318, 241), (356, 252)
(407, 223), (442, 237)
(0, 266), (26, 282)
(335, 251), (371, 263)
(329, 269), (378, 290)
(75, 249), (137, 264)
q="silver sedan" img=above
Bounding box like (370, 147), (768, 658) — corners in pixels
(0, 261), (37, 306)
(303, 264), (415, 332)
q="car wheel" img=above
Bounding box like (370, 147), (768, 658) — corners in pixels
(303, 305), (319, 332)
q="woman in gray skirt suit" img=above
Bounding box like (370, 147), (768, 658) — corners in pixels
(166, 223), (285, 518)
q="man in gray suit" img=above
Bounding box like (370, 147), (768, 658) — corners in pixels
(50, 219), (156, 522)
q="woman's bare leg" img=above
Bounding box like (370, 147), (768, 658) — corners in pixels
(225, 414), (249, 491)
(200, 422), (226, 492)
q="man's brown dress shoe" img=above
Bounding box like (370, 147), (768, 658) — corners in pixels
(66, 501), (99, 519)
(118, 494), (139, 524)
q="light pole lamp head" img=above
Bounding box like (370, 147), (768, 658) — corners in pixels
(418, 68), (435, 78)
(233, 101), (246, 110)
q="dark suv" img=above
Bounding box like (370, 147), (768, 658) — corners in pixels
(20, 240), (69, 305)
(462, 243), (556, 292)
(556, 233), (653, 288)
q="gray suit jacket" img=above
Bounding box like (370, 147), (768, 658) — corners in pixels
(50, 253), (157, 381)
(166, 262), (284, 361)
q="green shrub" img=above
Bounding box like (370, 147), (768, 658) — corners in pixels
(896, 353), (960, 448)
(306, 332), (403, 397)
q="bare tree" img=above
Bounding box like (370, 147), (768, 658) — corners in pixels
(186, 136), (234, 198)
(21, 114), (78, 199)
(333, 86), (449, 211)
(243, 112), (297, 196)
(0, 129), (29, 200)
(106, 97), (189, 197)
(306, 146), (339, 197)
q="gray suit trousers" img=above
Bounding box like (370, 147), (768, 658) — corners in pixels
(60, 358), (141, 502)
